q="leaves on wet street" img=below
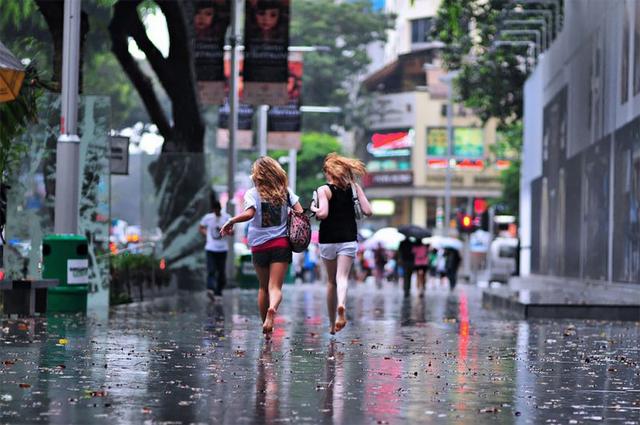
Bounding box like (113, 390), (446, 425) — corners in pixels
(0, 284), (638, 423)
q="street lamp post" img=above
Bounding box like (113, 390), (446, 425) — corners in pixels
(226, 0), (242, 280)
(439, 70), (460, 236)
(256, 105), (268, 157)
(54, 0), (82, 234)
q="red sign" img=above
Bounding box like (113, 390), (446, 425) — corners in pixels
(427, 159), (485, 169)
(371, 131), (412, 149)
(473, 198), (487, 214)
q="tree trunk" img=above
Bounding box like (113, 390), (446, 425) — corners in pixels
(109, 0), (208, 290)
(35, 0), (89, 91)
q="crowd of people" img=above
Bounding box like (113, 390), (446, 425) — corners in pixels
(199, 153), (462, 338)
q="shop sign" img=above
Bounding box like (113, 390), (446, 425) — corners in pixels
(364, 171), (413, 187)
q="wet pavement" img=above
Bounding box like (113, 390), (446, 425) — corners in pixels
(1, 281), (639, 424)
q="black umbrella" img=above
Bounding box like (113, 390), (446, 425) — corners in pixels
(397, 225), (431, 240)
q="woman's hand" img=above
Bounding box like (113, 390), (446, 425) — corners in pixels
(220, 219), (235, 236)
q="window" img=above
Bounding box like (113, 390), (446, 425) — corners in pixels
(411, 18), (433, 44)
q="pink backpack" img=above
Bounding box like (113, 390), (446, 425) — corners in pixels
(287, 194), (311, 253)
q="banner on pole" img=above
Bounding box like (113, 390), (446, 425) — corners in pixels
(217, 54), (254, 149)
(243, 0), (290, 105)
(193, 0), (230, 105)
(267, 51), (302, 150)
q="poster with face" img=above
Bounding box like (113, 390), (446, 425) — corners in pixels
(266, 52), (302, 150)
(193, 0), (230, 105)
(243, 0), (290, 105)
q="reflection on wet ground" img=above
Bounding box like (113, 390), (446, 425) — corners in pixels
(0, 282), (638, 424)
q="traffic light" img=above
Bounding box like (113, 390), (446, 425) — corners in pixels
(457, 212), (476, 233)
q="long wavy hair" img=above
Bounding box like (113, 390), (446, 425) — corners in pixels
(251, 156), (289, 206)
(323, 153), (367, 189)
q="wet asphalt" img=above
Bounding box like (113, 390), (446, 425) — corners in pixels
(0, 280), (638, 424)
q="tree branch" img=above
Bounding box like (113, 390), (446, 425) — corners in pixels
(35, 0), (89, 90)
(127, 6), (171, 86)
(109, 0), (173, 142)
(156, 0), (203, 152)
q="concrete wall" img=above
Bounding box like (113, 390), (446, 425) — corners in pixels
(522, 0), (640, 284)
(366, 0), (442, 73)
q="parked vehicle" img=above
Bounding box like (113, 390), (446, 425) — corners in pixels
(487, 237), (518, 283)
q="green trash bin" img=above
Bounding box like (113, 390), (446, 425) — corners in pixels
(236, 254), (258, 289)
(43, 234), (89, 314)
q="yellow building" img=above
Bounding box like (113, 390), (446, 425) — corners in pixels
(360, 50), (505, 230)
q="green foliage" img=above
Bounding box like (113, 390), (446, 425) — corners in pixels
(83, 52), (149, 127)
(291, 0), (395, 132)
(0, 66), (42, 185)
(0, 0), (149, 129)
(111, 252), (156, 272)
(433, 0), (554, 216)
(434, 0), (526, 124)
(271, 132), (342, 204)
(490, 121), (522, 215)
(0, 0), (43, 29)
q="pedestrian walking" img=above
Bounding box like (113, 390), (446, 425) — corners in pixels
(311, 153), (372, 334)
(445, 247), (462, 290)
(398, 237), (415, 297)
(220, 156), (303, 338)
(374, 243), (387, 286)
(199, 200), (231, 300)
(412, 242), (430, 298)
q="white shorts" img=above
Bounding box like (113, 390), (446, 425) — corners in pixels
(319, 241), (358, 260)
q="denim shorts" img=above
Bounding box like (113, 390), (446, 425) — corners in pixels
(252, 247), (292, 267)
(319, 241), (358, 260)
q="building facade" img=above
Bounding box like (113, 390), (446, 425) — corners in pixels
(521, 0), (640, 285)
(360, 0), (505, 230)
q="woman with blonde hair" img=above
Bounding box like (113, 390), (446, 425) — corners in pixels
(220, 156), (303, 337)
(311, 153), (372, 334)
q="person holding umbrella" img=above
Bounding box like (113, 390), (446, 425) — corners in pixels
(397, 225), (430, 297)
(445, 247), (462, 290)
(311, 153), (372, 334)
(397, 236), (415, 297)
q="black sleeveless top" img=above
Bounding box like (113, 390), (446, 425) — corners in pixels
(319, 184), (357, 243)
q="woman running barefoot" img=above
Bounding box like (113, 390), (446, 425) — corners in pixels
(220, 157), (302, 337)
(311, 154), (372, 334)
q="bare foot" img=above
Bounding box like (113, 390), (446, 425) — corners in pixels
(263, 307), (276, 335)
(335, 305), (347, 332)
(329, 324), (336, 335)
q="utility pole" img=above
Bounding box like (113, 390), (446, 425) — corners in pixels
(54, 0), (82, 234)
(257, 105), (268, 156)
(288, 149), (296, 192)
(440, 70), (459, 236)
(226, 0), (242, 280)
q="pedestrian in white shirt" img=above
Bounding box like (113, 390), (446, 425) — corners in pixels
(199, 200), (231, 300)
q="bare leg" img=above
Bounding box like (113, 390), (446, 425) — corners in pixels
(335, 255), (353, 332)
(255, 265), (270, 323)
(263, 262), (288, 334)
(323, 258), (338, 334)
(417, 270), (426, 298)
